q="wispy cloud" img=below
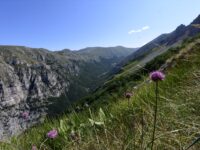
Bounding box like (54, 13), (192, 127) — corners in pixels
(128, 26), (150, 34)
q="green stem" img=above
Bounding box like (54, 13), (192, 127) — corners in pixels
(151, 82), (158, 150)
(103, 124), (110, 148)
(141, 109), (144, 149)
(133, 119), (136, 150)
(89, 108), (100, 149)
(39, 138), (48, 150)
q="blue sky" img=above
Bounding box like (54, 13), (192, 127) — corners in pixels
(0, 0), (200, 50)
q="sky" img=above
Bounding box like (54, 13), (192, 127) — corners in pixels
(0, 0), (200, 50)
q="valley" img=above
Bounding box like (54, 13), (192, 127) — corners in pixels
(0, 9), (200, 150)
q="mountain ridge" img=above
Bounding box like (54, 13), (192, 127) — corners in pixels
(3, 23), (200, 150)
(0, 45), (135, 139)
(117, 14), (200, 71)
(0, 14), (200, 140)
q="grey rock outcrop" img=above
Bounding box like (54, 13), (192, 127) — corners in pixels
(0, 45), (134, 139)
(0, 50), (71, 139)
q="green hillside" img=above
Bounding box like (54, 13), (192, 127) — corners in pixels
(1, 35), (200, 149)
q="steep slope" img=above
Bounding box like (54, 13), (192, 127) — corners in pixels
(62, 46), (138, 102)
(0, 45), (135, 139)
(4, 31), (200, 150)
(49, 47), (137, 105)
(117, 14), (200, 73)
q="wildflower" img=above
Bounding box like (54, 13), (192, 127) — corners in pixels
(21, 112), (29, 120)
(47, 129), (58, 139)
(125, 92), (133, 107)
(32, 145), (37, 150)
(150, 71), (165, 82)
(149, 71), (165, 150)
(125, 92), (132, 99)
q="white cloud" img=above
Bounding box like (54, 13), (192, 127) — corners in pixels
(142, 26), (150, 30)
(128, 26), (150, 34)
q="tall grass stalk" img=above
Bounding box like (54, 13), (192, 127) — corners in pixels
(185, 136), (200, 150)
(103, 124), (110, 149)
(39, 138), (48, 150)
(88, 108), (100, 149)
(140, 109), (144, 149)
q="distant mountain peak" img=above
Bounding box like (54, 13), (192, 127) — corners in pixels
(191, 14), (200, 24)
(176, 24), (186, 30)
(118, 14), (200, 69)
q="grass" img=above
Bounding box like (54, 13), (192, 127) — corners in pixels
(1, 37), (200, 150)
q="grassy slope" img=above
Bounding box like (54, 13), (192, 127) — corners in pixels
(1, 37), (200, 150)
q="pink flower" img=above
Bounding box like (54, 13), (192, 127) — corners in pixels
(125, 92), (132, 99)
(150, 71), (165, 82)
(32, 145), (37, 150)
(21, 112), (29, 120)
(47, 129), (58, 139)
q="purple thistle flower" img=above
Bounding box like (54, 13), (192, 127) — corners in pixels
(32, 145), (37, 150)
(150, 71), (165, 82)
(125, 92), (132, 99)
(47, 129), (58, 139)
(125, 92), (133, 107)
(21, 112), (29, 120)
(150, 71), (165, 149)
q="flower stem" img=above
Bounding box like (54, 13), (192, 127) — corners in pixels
(128, 98), (130, 108)
(151, 81), (158, 150)
(140, 109), (144, 149)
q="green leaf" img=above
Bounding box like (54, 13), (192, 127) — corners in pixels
(59, 119), (67, 133)
(89, 118), (95, 126)
(99, 108), (106, 122)
(94, 121), (104, 126)
(89, 118), (104, 126)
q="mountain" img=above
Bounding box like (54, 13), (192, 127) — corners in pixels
(77, 46), (136, 58)
(4, 23), (200, 150)
(0, 45), (136, 139)
(117, 14), (200, 72)
(1, 14), (200, 141)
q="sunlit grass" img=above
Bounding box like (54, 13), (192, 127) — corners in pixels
(1, 39), (200, 150)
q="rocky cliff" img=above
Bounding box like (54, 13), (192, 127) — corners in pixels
(0, 46), (135, 139)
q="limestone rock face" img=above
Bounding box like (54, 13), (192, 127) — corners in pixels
(0, 50), (71, 139)
(0, 46), (134, 139)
